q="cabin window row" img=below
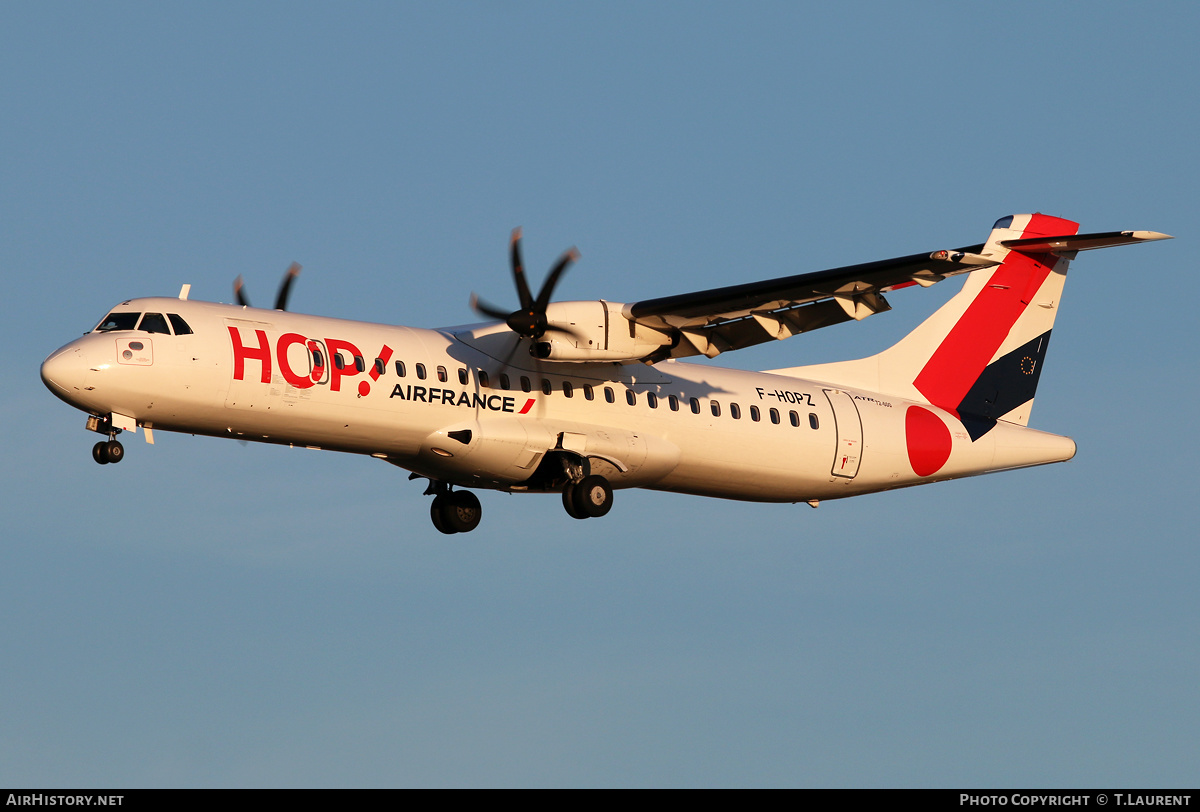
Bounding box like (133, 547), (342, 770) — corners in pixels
(354, 354), (823, 429)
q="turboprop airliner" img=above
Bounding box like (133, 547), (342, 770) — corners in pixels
(41, 214), (1169, 533)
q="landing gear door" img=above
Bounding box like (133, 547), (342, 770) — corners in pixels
(823, 389), (862, 479)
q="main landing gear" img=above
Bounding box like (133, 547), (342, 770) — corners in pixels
(562, 475), (613, 520)
(420, 474), (615, 534)
(418, 453), (615, 534)
(550, 452), (613, 521)
(428, 486), (483, 535)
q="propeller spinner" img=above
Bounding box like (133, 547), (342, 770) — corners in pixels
(471, 228), (579, 339)
(234, 262), (302, 311)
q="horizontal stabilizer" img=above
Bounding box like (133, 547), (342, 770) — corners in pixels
(770, 214), (1171, 437)
(1002, 230), (1172, 256)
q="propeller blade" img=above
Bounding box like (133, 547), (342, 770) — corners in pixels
(498, 333), (524, 371)
(474, 229), (582, 340)
(234, 275), (250, 307)
(274, 262), (301, 311)
(510, 228), (534, 311)
(470, 292), (512, 321)
(533, 248), (579, 312)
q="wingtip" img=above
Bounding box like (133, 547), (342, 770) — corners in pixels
(1129, 230), (1173, 241)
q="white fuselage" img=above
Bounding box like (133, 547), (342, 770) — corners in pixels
(41, 296), (1077, 504)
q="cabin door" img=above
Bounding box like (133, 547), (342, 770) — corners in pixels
(823, 389), (863, 479)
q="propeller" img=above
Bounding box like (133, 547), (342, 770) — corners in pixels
(471, 228), (579, 339)
(234, 262), (302, 311)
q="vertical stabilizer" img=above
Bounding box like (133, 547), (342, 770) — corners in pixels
(774, 214), (1080, 437)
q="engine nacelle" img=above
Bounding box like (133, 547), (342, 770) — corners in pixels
(535, 300), (673, 363)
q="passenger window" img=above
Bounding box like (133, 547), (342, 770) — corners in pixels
(750, 405), (760, 422)
(437, 365), (448, 382)
(711, 401), (721, 417)
(478, 370), (490, 388)
(730, 403), (741, 420)
(604, 387), (615, 404)
(354, 355), (366, 373)
(690, 397), (701, 414)
(312, 349), (324, 369)
(416, 363), (427, 380)
(96, 312), (141, 332)
(647, 392), (658, 408)
(563, 381), (574, 398)
(583, 384), (594, 401)
(626, 390), (637, 406)
(500, 374), (510, 390)
(809, 413), (819, 430)
(789, 410), (800, 427)
(668, 395), (679, 411)
(333, 353), (346, 371)
(770, 408), (780, 424)
(520, 376), (531, 393)
(458, 368), (468, 385)
(167, 314), (193, 335)
(395, 360), (406, 377)
(542, 379), (552, 395)
(374, 358), (386, 376)
(138, 313), (170, 334)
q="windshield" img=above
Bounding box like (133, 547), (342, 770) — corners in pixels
(95, 312), (141, 332)
(138, 312), (170, 334)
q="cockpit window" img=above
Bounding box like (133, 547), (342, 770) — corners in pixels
(138, 312), (171, 334)
(95, 312), (141, 332)
(168, 314), (193, 335)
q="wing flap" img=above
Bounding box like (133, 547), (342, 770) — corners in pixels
(658, 299), (860, 360)
(625, 244), (991, 326)
(625, 244), (990, 358)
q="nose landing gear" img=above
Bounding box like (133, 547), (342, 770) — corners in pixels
(92, 439), (124, 465)
(85, 416), (125, 464)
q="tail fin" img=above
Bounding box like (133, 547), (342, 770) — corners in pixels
(777, 214), (1084, 438)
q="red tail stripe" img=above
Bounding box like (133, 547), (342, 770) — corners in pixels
(912, 215), (1078, 412)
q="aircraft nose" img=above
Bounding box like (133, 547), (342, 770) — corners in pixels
(41, 345), (89, 402)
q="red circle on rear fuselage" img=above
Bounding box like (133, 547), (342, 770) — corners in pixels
(906, 405), (952, 477)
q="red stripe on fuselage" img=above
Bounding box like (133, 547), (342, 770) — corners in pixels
(912, 214), (1078, 412)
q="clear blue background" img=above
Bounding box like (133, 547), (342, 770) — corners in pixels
(2, 1), (1196, 787)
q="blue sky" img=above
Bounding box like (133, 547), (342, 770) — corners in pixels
(2, 1), (1197, 787)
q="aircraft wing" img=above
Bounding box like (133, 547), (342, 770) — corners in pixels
(623, 242), (995, 359)
(621, 229), (1169, 360)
